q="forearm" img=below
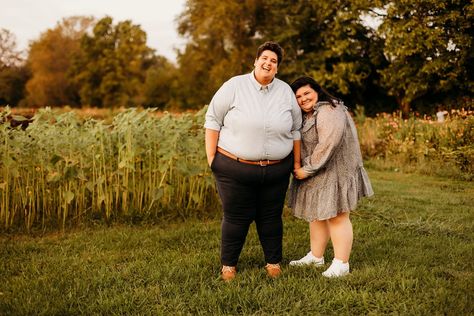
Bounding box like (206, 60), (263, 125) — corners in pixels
(293, 140), (301, 168)
(205, 129), (220, 166)
(293, 140), (310, 180)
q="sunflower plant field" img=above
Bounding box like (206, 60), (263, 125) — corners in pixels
(0, 107), (219, 232)
(0, 106), (473, 232)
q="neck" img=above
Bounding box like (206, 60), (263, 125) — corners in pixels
(254, 72), (273, 86)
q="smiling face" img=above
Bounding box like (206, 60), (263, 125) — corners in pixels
(253, 50), (278, 85)
(295, 84), (319, 113)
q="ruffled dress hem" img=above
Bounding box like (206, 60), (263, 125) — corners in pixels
(290, 166), (373, 222)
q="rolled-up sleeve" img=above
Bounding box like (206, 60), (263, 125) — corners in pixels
(204, 80), (234, 131)
(290, 95), (302, 140)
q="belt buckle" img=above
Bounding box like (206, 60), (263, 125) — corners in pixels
(259, 160), (269, 167)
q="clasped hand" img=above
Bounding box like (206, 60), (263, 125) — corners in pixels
(293, 167), (309, 180)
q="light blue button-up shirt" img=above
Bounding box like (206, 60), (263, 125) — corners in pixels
(205, 72), (302, 161)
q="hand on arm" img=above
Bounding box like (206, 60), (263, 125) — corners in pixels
(294, 167), (309, 180)
(293, 140), (308, 179)
(290, 94), (303, 176)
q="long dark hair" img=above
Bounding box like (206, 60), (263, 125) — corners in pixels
(290, 76), (340, 107)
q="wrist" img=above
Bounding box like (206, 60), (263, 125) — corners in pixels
(208, 155), (215, 166)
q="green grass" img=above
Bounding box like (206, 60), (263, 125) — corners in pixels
(1, 170), (473, 315)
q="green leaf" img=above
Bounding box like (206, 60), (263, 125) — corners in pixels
(64, 191), (74, 204)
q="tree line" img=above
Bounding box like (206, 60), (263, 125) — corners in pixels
(0, 0), (472, 115)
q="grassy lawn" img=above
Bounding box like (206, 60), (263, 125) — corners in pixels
(1, 170), (473, 315)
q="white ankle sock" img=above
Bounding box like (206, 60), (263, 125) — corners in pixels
(313, 255), (324, 261)
(322, 258), (350, 277)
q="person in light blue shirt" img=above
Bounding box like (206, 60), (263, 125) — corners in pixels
(205, 41), (302, 281)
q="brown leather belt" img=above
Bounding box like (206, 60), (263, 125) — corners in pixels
(217, 147), (282, 166)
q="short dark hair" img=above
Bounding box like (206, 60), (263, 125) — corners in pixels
(290, 76), (340, 107)
(256, 41), (284, 65)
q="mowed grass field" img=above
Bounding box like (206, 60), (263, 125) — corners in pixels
(1, 169), (473, 315)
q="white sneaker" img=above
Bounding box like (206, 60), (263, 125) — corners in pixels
(289, 251), (325, 266)
(322, 259), (350, 277)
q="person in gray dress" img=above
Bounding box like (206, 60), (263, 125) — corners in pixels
(288, 76), (373, 277)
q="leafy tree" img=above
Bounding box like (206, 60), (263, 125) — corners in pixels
(259, 0), (395, 114)
(72, 16), (155, 107)
(0, 66), (30, 106)
(176, 0), (264, 109)
(0, 28), (23, 68)
(176, 0), (395, 113)
(142, 56), (178, 109)
(378, 0), (473, 114)
(24, 16), (94, 107)
(0, 29), (29, 106)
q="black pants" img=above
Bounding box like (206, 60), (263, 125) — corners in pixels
(211, 151), (293, 266)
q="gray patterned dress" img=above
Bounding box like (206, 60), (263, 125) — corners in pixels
(289, 101), (373, 221)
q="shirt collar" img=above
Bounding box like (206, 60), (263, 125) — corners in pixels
(250, 71), (275, 92)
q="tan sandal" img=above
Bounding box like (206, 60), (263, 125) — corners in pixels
(265, 263), (282, 278)
(221, 265), (237, 281)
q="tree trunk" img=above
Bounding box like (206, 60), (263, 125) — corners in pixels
(397, 97), (410, 118)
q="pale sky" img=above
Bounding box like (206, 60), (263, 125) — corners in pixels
(0, 0), (187, 62)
